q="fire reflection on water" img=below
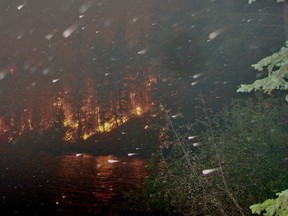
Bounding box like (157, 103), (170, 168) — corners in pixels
(52, 154), (149, 213)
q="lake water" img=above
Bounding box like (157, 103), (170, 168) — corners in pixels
(0, 149), (150, 215)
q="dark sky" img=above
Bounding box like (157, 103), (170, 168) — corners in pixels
(0, 0), (286, 115)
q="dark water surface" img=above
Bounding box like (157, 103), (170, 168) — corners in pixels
(0, 149), (149, 215)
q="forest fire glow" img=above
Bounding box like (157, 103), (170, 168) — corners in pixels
(0, 68), (158, 143)
(135, 106), (142, 116)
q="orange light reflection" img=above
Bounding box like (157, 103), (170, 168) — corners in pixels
(54, 154), (149, 206)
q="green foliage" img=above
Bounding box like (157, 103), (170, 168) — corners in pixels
(197, 97), (288, 214)
(131, 96), (288, 215)
(237, 42), (288, 101)
(208, 97), (288, 200)
(250, 189), (288, 216)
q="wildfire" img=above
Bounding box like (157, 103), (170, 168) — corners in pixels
(82, 133), (92, 140)
(0, 69), (159, 143)
(135, 106), (142, 116)
(99, 122), (113, 133)
(64, 130), (74, 141)
(61, 106), (133, 141)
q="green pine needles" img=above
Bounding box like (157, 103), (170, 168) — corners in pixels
(250, 189), (288, 216)
(237, 41), (288, 101)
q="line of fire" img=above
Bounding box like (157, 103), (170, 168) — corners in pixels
(0, 65), (159, 143)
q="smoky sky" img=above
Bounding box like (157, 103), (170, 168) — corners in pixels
(0, 0), (286, 113)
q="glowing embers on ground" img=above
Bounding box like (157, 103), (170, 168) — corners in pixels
(82, 115), (129, 140)
(62, 104), (146, 142)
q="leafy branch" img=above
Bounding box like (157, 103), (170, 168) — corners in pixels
(237, 41), (288, 101)
(250, 189), (288, 216)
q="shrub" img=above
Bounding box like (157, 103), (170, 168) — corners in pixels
(132, 96), (288, 215)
